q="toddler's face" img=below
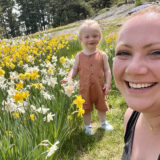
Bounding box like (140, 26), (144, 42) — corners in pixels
(79, 26), (101, 51)
(113, 13), (160, 113)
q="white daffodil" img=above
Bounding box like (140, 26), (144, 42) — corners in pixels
(30, 105), (37, 111)
(43, 112), (55, 122)
(25, 66), (39, 73)
(17, 106), (25, 113)
(51, 55), (57, 63)
(9, 71), (19, 80)
(58, 68), (67, 77)
(23, 64), (29, 70)
(46, 77), (57, 87)
(39, 140), (59, 158)
(36, 106), (49, 114)
(46, 141), (59, 159)
(7, 87), (16, 97)
(61, 80), (79, 96)
(41, 69), (47, 75)
(64, 85), (74, 97)
(3, 101), (18, 112)
(39, 140), (50, 146)
(41, 91), (52, 100)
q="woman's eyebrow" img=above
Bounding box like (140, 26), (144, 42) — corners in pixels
(116, 43), (132, 49)
(143, 42), (160, 49)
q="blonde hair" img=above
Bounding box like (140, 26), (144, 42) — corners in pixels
(116, 4), (160, 42)
(78, 19), (101, 37)
(130, 4), (160, 17)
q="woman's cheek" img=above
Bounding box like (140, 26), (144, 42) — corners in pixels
(112, 58), (120, 78)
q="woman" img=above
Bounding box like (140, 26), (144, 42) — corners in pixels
(113, 5), (160, 160)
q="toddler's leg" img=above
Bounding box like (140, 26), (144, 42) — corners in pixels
(98, 111), (106, 122)
(83, 112), (91, 125)
(83, 112), (94, 135)
(98, 110), (114, 131)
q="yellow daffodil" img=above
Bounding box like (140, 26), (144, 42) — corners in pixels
(16, 82), (23, 90)
(67, 115), (72, 120)
(109, 45), (113, 49)
(30, 114), (35, 121)
(0, 68), (5, 76)
(24, 72), (31, 80)
(77, 108), (85, 117)
(12, 112), (19, 118)
(73, 95), (85, 108)
(30, 71), (40, 80)
(19, 73), (25, 80)
(106, 37), (111, 43)
(65, 68), (70, 72)
(60, 56), (66, 64)
(48, 68), (53, 75)
(13, 92), (24, 103)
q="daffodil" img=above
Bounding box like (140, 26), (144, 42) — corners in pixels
(13, 92), (24, 103)
(30, 114), (35, 121)
(73, 95), (85, 108)
(60, 56), (66, 64)
(0, 68), (5, 76)
(77, 107), (85, 117)
(106, 37), (111, 43)
(16, 82), (23, 90)
(67, 115), (72, 120)
(12, 112), (19, 118)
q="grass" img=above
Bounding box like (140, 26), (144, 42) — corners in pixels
(57, 92), (127, 160)
(0, 5), (131, 159)
(52, 18), (128, 160)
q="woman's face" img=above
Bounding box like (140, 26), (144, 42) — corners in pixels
(113, 13), (160, 113)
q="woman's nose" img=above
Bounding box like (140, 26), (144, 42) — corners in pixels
(125, 56), (148, 75)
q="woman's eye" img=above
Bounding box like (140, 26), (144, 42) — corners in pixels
(116, 51), (131, 56)
(150, 50), (160, 55)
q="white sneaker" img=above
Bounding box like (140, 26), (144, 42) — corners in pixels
(85, 125), (94, 135)
(101, 121), (114, 131)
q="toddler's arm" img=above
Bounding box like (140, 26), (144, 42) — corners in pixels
(102, 52), (112, 94)
(61, 54), (79, 83)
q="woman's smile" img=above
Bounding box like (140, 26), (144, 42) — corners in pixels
(125, 81), (157, 89)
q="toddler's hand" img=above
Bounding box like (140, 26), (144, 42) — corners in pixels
(61, 79), (68, 83)
(103, 84), (110, 95)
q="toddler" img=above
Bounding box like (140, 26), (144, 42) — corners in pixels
(61, 20), (113, 135)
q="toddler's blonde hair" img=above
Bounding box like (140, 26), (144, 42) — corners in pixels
(79, 19), (101, 37)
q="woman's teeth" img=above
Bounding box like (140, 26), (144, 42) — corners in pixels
(128, 82), (154, 89)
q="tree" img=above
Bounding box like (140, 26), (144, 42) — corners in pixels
(16, 0), (51, 34)
(0, 0), (20, 38)
(49, 0), (92, 27)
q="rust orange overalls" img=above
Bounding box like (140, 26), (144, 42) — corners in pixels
(78, 50), (109, 113)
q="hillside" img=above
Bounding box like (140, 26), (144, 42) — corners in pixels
(0, 3), (136, 160)
(47, 3), (135, 37)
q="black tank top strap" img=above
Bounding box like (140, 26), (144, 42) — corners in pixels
(122, 110), (140, 160)
(122, 110), (160, 160)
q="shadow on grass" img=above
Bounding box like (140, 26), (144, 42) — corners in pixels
(57, 128), (105, 160)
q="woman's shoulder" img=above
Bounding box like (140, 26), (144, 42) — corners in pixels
(124, 108), (140, 132)
(124, 108), (134, 131)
